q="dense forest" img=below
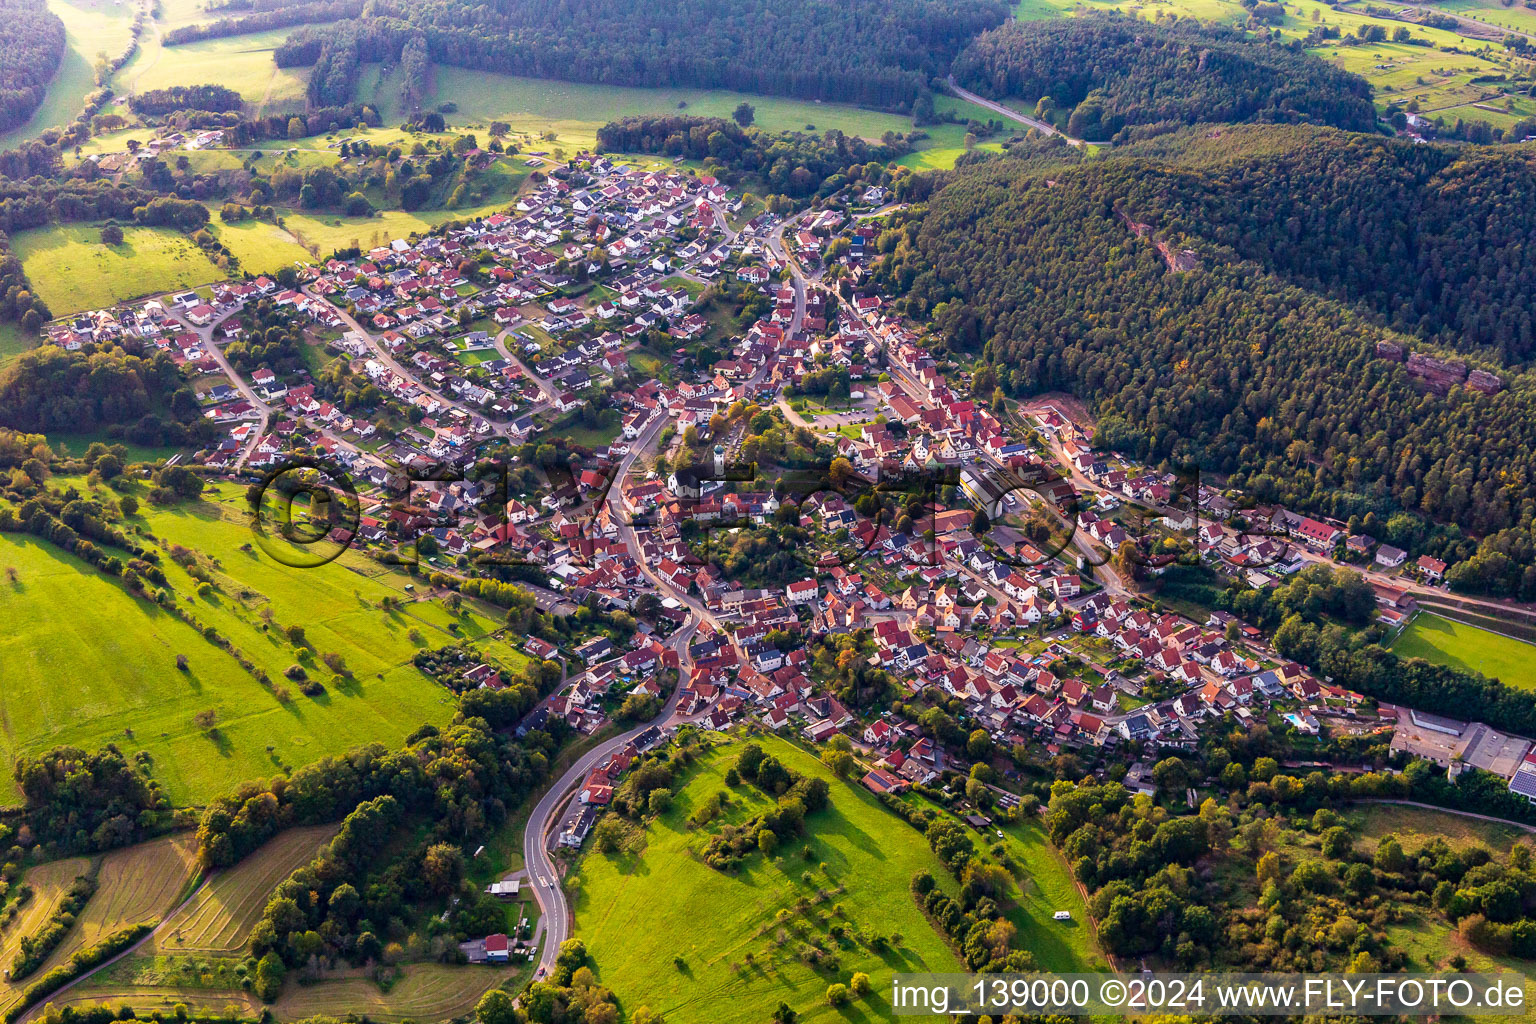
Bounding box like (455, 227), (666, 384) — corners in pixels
(598, 115), (909, 196)
(0, 346), (200, 436)
(269, 0), (1009, 110)
(0, 0), (67, 134)
(161, 0), (364, 46)
(128, 84), (246, 116)
(952, 15), (1377, 140)
(873, 127), (1536, 598)
(1089, 130), (1536, 365)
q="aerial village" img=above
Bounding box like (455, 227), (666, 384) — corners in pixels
(41, 146), (1536, 863)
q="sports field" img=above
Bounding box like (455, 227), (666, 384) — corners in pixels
(1389, 611), (1536, 691)
(10, 223), (222, 315)
(574, 736), (963, 1024)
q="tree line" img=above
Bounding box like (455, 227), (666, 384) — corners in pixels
(0, 346), (197, 435)
(952, 15), (1377, 141)
(273, 0), (1009, 111)
(128, 84), (245, 116)
(0, 0), (66, 134)
(597, 115), (909, 197)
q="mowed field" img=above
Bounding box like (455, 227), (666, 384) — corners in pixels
(10, 223), (221, 315)
(39, 834), (201, 970)
(0, 477), (486, 806)
(56, 961), (511, 1023)
(147, 824), (336, 955)
(43, 827), (513, 1023)
(363, 67), (947, 142)
(1428, 0), (1536, 35)
(0, 856), (93, 1017)
(0, 0), (137, 149)
(0, 323), (35, 369)
(574, 736), (965, 1024)
(1389, 611), (1536, 692)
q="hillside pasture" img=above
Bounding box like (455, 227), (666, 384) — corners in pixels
(0, 323), (35, 369)
(45, 983), (259, 1019)
(115, 26), (311, 114)
(0, 530), (292, 806)
(0, 476), (479, 806)
(574, 735), (963, 1024)
(147, 824), (338, 955)
(1009, 0), (1517, 119)
(995, 817), (1105, 971)
(363, 68), (940, 142)
(48, 961), (512, 1022)
(11, 223), (221, 315)
(206, 217), (313, 275)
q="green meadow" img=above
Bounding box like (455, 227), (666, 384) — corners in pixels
(206, 216), (314, 275)
(360, 66), (991, 144)
(574, 735), (963, 1024)
(11, 222), (221, 314)
(0, 322), (36, 369)
(0, 478), (535, 806)
(1389, 611), (1536, 692)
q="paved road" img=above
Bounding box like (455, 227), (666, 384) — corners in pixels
(947, 77), (1084, 146)
(766, 211), (809, 336)
(521, 614), (697, 975)
(493, 328), (562, 406)
(165, 303), (271, 469)
(522, 412), (732, 975)
(319, 298), (495, 422)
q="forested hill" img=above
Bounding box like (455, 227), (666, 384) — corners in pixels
(951, 16), (1376, 140)
(872, 128), (1536, 598)
(303, 0), (1012, 110)
(0, 0), (67, 134)
(1084, 130), (1536, 367)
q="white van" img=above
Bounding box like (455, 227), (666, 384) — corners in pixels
(1053, 911), (1072, 921)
